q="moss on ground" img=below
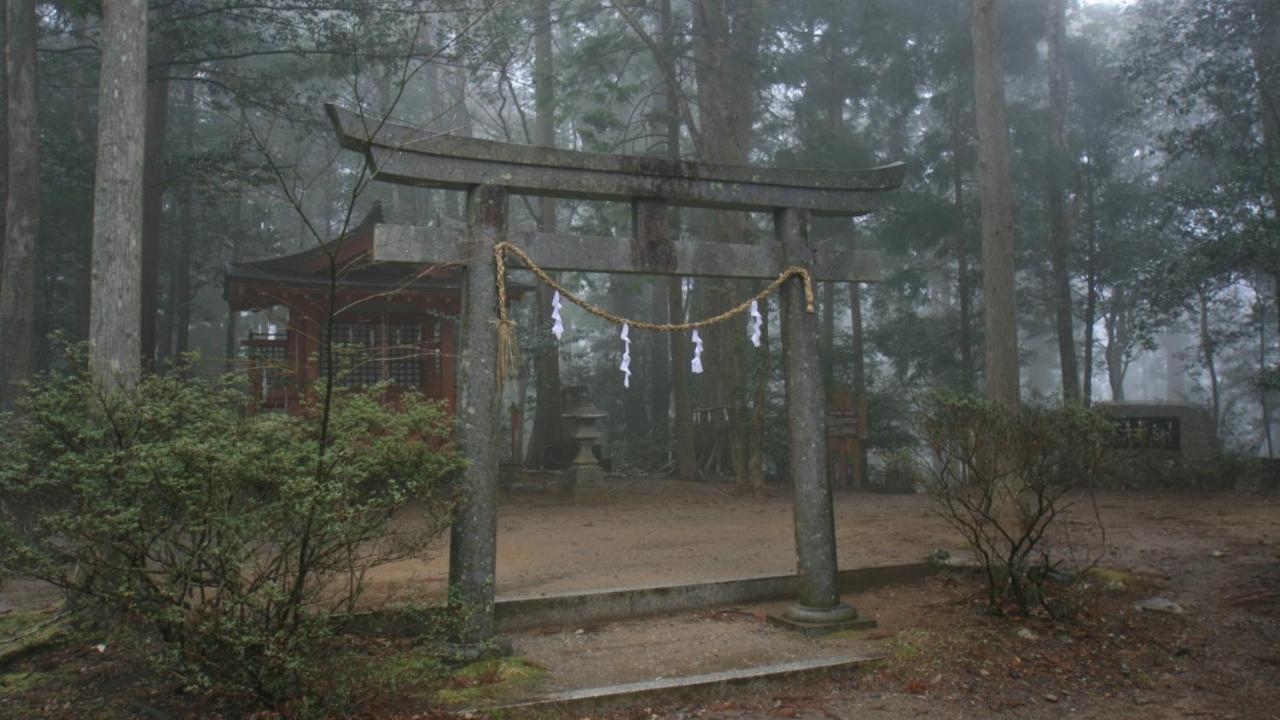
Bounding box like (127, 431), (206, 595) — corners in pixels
(0, 670), (48, 695)
(434, 657), (549, 708)
(887, 628), (932, 660)
(373, 646), (451, 700)
(0, 609), (73, 666)
(1085, 566), (1135, 589)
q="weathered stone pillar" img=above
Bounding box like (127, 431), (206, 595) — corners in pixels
(773, 207), (867, 633)
(448, 184), (508, 650)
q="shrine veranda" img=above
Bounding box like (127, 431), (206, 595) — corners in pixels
(326, 103), (904, 648)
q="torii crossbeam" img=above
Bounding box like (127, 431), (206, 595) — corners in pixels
(327, 104), (904, 648)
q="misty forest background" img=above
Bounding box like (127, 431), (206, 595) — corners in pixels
(0, 0), (1277, 485)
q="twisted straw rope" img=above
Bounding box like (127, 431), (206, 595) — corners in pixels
(493, 240), (815, 382)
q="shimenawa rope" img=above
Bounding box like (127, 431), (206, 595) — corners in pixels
(494, 241), (815, 382)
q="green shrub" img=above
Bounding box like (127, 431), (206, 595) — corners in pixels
(916, 393), (1109, 616)
(1100, 451), (1243, 490)
(0, 348), (465, 715)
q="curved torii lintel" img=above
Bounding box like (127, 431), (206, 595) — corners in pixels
(326, 103), (904, 217)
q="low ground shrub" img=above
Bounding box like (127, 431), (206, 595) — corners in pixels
(915, 394), (1109, 617)
(1100, 451), (1245, 490)
(0, 348), (465, 716)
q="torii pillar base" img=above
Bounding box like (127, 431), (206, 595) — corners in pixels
(767, 603), (876, 638)
(439, 637), (514, 665)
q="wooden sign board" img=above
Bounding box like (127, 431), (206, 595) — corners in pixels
(825, 393), (868, 440)
(826, 413), (861, 439)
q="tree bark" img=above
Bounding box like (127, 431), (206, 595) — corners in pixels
(951, 95), (974, 389)
(225, 199), (242, 370)
(174, 81), (195, 359)
(691, 0), (762, 485)
(660, 0), (695, 481)
(443, 64), (470, 222)
(140, 26), (171, 370)
(0, 0), (38, 408)
(1163, 331), (1186, 401)
(91, 0), (149, 388)
(523, 0), (564, 467)
(1046, 0), (1079, 403)
(1258, 290), (1273, 457)
(970, 0), (1020, 410)
(1104, 288), (1129, 402)
(1197, 288), (1220, 434)
(647, 275), (671, 436)
(0, 0), (8, 288)
(746, 287), (768, 489)
(1082, 153), (1098, 406)
(71, 15), (93, 344)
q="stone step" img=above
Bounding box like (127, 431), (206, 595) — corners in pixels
(478, 652), (884, 715)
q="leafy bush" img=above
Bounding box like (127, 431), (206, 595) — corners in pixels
(916, 393), (1109, 616)
(1100, 451), (1243, 490)
(0, 348), (465, 715)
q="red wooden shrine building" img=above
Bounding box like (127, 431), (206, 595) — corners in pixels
(224, 205), (460, 413)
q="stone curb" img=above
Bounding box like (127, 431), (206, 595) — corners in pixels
(475, 652), (885, 716)
(495, 561), (939, 632)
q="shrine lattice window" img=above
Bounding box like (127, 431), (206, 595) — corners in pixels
(322, 320), (424, 388)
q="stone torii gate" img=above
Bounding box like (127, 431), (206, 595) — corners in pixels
(327, 104), (904, 648)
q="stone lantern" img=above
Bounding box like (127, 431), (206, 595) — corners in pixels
(561, 385), (607, 496)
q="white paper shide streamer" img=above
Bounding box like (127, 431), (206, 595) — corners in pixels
(691, 329), (704, 374)
(619, 323), (632, 388)
(550, 291), (564, 339)
(750, 299), (763, 348)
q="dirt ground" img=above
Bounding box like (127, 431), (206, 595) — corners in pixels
(553, 483), (1280, 720)
(366, 479), (960, 606)
(2, 480), (1278, 719)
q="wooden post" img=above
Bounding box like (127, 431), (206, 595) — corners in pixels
(447, 184), (508, 651)
(773, 207), (866, 632)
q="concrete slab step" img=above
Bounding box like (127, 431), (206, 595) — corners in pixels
(478, 652), (884, 715)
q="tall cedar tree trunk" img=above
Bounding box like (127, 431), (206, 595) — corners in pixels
(1164, 331), (1186, 400)
(0, 0), (7, 290)
(91, 0), (149, 388)
(832, 26), (870, 488)
(746, 289), (768, 487)
(660, 0), (696, 481)
(1258, 290), (1273, 456)
(523, 0), (563, 467)
(951, 94), (974, 388)
(1251, 32), (1280, 342)
(225, 198), (242, 369)
(970, 0), (1020, 409)
(648, 270), (671, 442)
(174, 81), (195, 358)
(71, 16), (93, 343)
(1082, 152), (1098, 406)
(1045, 0), (1079, 402)
(819, 30), (835, 401)
(444, 66), (470, 227)
(1197, 288), (1220, 434)
(1104, 287), (1128, 401)
(645, 3), (671, 456)
(691, 0), (762, 484)
(140, 27), (171, 370)
(0, 0), (38, 408)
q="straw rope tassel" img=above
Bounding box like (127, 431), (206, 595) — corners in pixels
(494, 245), (520, 385)
(492, 241), (815, 384)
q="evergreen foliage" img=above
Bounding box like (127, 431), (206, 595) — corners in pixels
(0, 346), (464, 712)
